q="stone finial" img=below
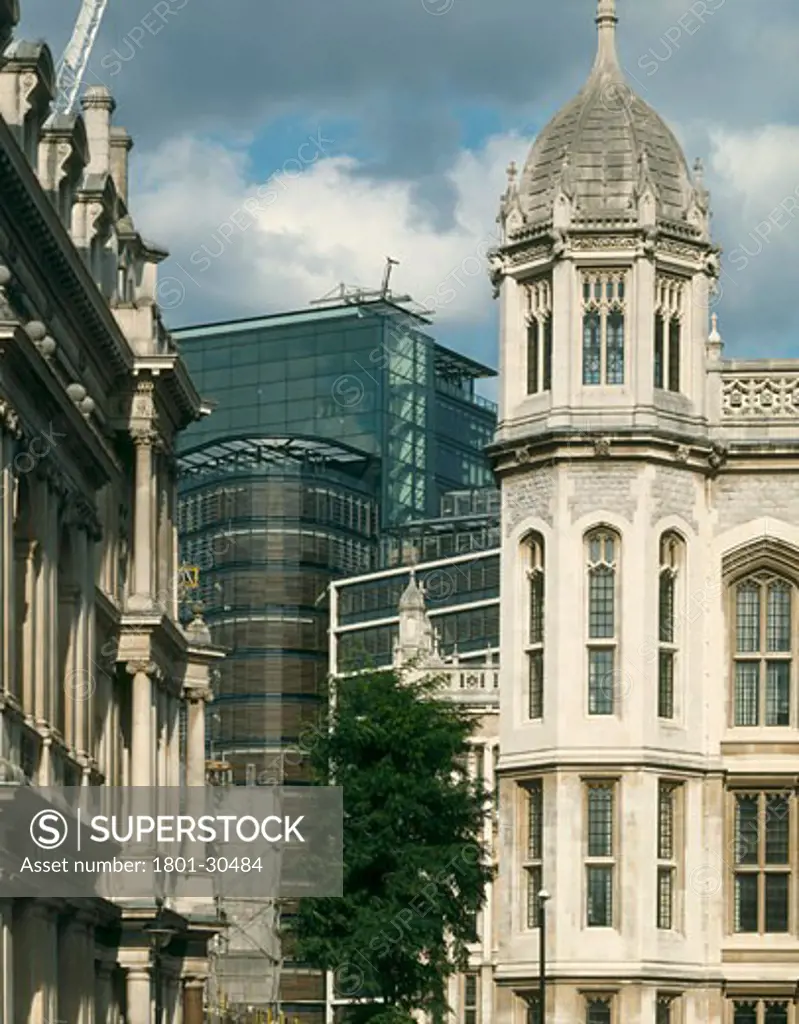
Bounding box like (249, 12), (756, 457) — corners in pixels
(597, 0), (617, 22)
(506, 160), (517, 187)
(81, 85), (116, 177)
(110, 126), (133, 204)
(706, 311), (723, 363)
(595, 0), (620, 70)
(186, 603), (212, 646)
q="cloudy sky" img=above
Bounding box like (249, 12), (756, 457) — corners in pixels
(16, 0), (799, 378)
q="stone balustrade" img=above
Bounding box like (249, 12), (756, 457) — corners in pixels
(720, 368), (799, 420)
(434, 659), (500, 706)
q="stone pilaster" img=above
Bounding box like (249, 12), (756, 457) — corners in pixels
(185, 686), (211, 787)
(128, 425), (157, 611)
(125, 660), (157, 787)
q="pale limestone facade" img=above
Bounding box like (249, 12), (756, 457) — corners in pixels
(490, 3), (799, 1024)
(0, 1), (222, 1021)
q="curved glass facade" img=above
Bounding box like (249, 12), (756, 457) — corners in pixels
(178, 438), (379, 783)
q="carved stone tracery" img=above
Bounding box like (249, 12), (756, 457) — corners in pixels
(721, 374), (799, 419)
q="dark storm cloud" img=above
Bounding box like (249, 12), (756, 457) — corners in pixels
(22, 0), (796, 172)
(15, 0), (799, 355)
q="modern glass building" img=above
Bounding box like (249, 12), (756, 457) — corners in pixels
(175, 299), (497, 788)
(336, 487), (501, 671)
(175, 299), (496, 788)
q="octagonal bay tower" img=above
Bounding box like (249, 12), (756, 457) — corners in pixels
(489, 3), (799, 1024)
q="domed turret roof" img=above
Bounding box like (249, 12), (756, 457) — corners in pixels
(519, 0), (693, 224)
(399, 569), (426, 613)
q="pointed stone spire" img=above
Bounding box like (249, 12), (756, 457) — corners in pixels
(395, 568), (441, 667)
(706, 311), (723, 362)
(594, 0), (621, 73)
(693, 156), (710, 209)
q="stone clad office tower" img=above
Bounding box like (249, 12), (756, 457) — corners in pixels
(491, 2), (799, 1023)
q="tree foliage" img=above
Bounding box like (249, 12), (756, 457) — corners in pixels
(292, 668), (493, 1021)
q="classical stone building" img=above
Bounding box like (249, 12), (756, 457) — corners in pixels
(490, 2), (799, 1023)
(0, 1), (222, 1021)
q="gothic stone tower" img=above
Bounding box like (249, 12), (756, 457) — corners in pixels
(489, 3), (799, 1024)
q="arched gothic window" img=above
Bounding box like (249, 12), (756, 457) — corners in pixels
(732, 573), (793, 727)
(654, 276), (684, 393)
(582, 272), (626, 386)
(658, 532), (684, 719)
(586, 528), (619, 715)
(525, 278), (552, 395)
(525, 534), (545, 719)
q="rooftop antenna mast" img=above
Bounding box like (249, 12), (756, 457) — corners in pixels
(381, 256), (400, 298)
(311, 259), (429, 311)
(54, 0), (109, 115)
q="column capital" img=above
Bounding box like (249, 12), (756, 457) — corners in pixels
(0, 397), (22, 438)
(181, 974), (208, 988)
(184, 684), (212, 705)
(125, 659), (158, 679)
(131, 425), (160, 448)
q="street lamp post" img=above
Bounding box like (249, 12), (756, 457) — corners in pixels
(538, 889), (551, 1024)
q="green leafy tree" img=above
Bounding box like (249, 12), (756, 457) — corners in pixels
(292, 668), (493, 1024)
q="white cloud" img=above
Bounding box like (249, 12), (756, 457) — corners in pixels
(132, 132), (525, 325)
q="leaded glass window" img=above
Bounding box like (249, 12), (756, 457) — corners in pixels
(733, 575), (793, 727)
(586, 783), (615, 927)
(582, 271), (626, 386)
(526, 278), (553, 395)
(587, 530), (618, 715)
(733, 792), (791, 934)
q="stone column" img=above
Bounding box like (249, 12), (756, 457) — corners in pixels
(124, 966), (152, 1024)
(13, 901), (58, 1024)
(58, 911), (95, 1024)
(126, 661), (155, 787)
(14, 539), (37, 715)
(185, 690), (209, 788)
(0, 430), (11, 703)
(168, 694), (180, 786)
(41, 482), (58, 730)
(0, 900), (13, 1024)
(157, 687), (168, 788)
(77, 524), (94, 760)
(129, 428), (156, 610)
(181, 977), (204, 1024)
(162, 965), (181, 1024)
(95, 959), (115, 1024)
(60, 583), (80, 750)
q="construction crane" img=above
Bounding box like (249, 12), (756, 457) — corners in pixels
(54, 0), (109, 115)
